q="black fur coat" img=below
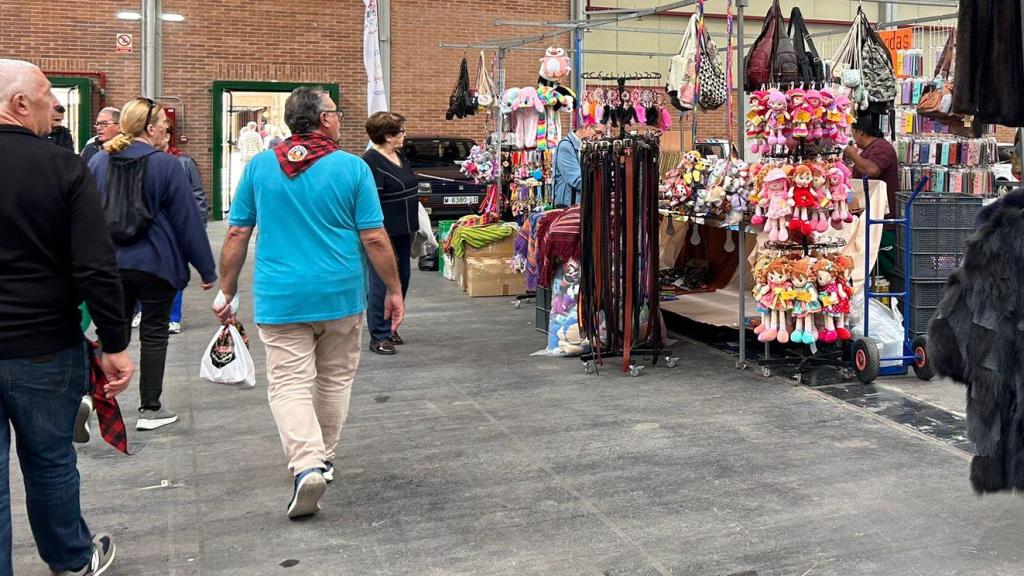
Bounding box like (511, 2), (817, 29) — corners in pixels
(953, 0), (1024, 126)
(928, 189), (1024, 493)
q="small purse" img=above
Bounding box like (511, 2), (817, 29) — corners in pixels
(918, 30), (961, 123)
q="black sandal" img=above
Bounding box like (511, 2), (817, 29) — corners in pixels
(369, 339), (396, 355)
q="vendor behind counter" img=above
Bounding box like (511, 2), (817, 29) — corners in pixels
(844, 113), (900, 278)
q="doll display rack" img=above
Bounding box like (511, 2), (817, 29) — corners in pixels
(754, 235), (851, 380)
(581, 72), (663, 139)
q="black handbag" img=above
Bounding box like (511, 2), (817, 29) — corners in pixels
(789, 7), (825, 84)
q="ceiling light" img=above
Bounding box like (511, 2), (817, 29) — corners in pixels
(159, 13), (185, 22)
(116, 11), (142, 20)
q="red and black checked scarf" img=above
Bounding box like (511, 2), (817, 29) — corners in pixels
(273, 132), (340, 178)
(87, 342), (129, 454)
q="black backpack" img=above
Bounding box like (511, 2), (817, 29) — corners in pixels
(445, 58), (476, 121)
(103, 152), (155, 245)
(789, 7), (825, 85)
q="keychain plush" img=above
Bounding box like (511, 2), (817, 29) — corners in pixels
(788, 164), (816, 236)
(757, 258), (793, 344)
(763, 167), (792, 242)
(764, 90), (790, 152)
(788, 258), (821, 345)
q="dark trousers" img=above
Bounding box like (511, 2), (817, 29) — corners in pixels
(121, 269), (177, 411)
(367, 234), (411, 342)
(0, 342), (92, 573)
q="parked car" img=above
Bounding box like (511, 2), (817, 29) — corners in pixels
(403, 136), (485, 221)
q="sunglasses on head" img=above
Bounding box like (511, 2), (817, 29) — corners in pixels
(138, 97), (157, 129)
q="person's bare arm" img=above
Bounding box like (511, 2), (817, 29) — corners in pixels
(360, 227), (405, 332)
(213, 225), (254, 324)
(844, 145), (881, 178)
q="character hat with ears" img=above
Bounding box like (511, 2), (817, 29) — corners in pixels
(500, 88), (521, 114)
(539, 47), (572, 82)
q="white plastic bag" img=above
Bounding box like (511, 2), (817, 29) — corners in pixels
(200, 324), (256, 387)
(851, 298), (905, 368)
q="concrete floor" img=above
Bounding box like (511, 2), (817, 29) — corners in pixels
(11, 222), (1024, 575)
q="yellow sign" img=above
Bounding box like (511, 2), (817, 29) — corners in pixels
(878, 28), (913, 72)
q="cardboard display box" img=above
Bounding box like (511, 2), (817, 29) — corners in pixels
(464, 256), (525, 298)
(453, 255), (467, 288)
(464, 235), (516, 258)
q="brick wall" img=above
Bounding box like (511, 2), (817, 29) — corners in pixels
(0, 0), (571, 216)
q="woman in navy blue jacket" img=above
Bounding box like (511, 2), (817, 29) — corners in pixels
(88, 98), (217, 432)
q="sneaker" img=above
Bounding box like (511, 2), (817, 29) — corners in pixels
(74, 396), (93, 444)
(54, 532), (116, 575)
(168, 321), (181, 334)
(287, 468), (327, 519)
(323, 460), (334, 484)
(136, 409), (178, 431)
(131, 312), (141, 328)
(369, 339), (396, 355)
(389, 332), (404, 345)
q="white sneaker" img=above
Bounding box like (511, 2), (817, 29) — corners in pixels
(168, 321), (181, 334)
(131, 312), (141, 328)
(287, 469), (327, 519)
(74, 396), (93, 444)
(136, 409), (178, 431)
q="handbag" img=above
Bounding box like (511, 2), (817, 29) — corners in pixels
(744, 1), (779, 90)
(697, 20), (727, 110)
(918, 30), (960, 122)
(474, 51), (497, 111)
(859, 17), (897, 103)
(789, 7), (825, 84)
(446, 57), (476, 120)
(668, 14), (700, 111)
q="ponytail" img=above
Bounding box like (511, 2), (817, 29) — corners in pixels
(102, 133), (134, 154)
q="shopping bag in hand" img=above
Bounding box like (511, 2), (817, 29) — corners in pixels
(200, 322), (255, 387)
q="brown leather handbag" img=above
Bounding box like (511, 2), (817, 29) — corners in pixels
(744, 0), (779, 90)
(918, 30), (959, 122)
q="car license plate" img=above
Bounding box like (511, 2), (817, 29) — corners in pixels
(444, 196), (478, 205)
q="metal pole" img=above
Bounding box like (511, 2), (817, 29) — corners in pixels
(495, 48), (506, 184)
(141, 0), (161, 98)
(736, 0), (747, 369)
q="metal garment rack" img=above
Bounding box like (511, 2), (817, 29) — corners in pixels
(580, 72), (664, 137)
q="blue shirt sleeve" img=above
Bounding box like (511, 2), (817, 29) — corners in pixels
(353, 160), (385, 230)
(161, 156), (218, 284)
(555, 139), (582, 191)
(228, 160), (257, 227)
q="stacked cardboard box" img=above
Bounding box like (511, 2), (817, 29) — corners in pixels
(457, 236), (525, 297)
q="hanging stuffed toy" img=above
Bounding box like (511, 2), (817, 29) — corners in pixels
(539, 47), (572, 83)
(788, 164), (816, 236)
(764, 89), (790, 153)
(827, 164), (854, 225)
(809, 165), (832, 233)
(787, 88), (811, 140)
(724, 159), (751, 218)
(814, 258), (841, 343)
(788, 257), (820, 345)
(819, 89), (840, 145)
(746, 91), (768, 154)
(757, 258), (794, 344)
(762, 166), (793, 242)
(842, 69), (869, 111)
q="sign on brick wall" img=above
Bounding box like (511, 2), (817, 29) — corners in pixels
(116, 34), (133, 54)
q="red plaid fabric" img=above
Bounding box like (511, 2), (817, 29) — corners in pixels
(272, 132), (341, 178)
(87, 342), (129, 455)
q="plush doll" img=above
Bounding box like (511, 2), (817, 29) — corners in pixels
(680, 151), (705, 188)
(763, 167), (792, 242)
(746, 91), (768, 154)
(819, 89), (839, 145)
(787, 88), (811, 140)
(788, 258), (820, 345)
(809, 165), (832, 233)
(834, 94), (855, 142)
(834, 255), (855, 341)
(724, 159), (751, 217)
(827, 166), (854, 225)
(814, 258), (841, 343)
(757, 258), (793, 344)
(842, 69), (869, 111)
(788, 164), (816, 236)
(500, 88), (520, 116)
(805, 89), (825, 141)
(752, 255), (772, 336)
(458, 145), (497, 185)
(764, 90), (790, 152)
(749, 163), (767, 225)
(539, 47), (572, 82)
(592, 88), (606, 125)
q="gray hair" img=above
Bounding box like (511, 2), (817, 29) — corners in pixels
(98, 106), (120, 123)
(0, 59), (44, 105)
(284, 86), (329, 135)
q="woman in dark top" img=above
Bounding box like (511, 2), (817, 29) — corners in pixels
(362, 112), (420, 355)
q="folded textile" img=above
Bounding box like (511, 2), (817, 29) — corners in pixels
(540, 206), (581, 287)
(448, 223), (519, 258)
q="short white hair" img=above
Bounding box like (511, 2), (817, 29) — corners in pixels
(0, 59), (45, 105)
(247, 121), (258, 129)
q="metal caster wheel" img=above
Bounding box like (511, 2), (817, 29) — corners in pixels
(629, 365), (643, 377)
(735, 361), (748, 370)
(584, 361), (596, 375)
(761, 366), (772, 378)
(665, 356), (679, 368)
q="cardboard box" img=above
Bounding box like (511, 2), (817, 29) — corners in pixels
(464, 257), (525, 298)
(464, 235), (516, 258)
(453, 255), (467, 288)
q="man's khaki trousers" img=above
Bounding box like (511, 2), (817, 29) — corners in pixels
(258, 314), (362, 475)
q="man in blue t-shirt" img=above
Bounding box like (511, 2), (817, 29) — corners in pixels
(214, 87), (403, 520)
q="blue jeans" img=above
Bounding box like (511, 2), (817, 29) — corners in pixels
(170, 290), (184, 323)
(367, 233), (411, 342)
(0, 342), (93, 574)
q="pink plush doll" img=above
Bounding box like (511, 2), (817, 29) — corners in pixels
(763, 90), (790, 152)
(787, 88), (810, 140)
(819, 89), (839, 145)
(814, 259), (841, 344)
(805, 89), (825, 141)
(539, 47), (572, 82)
(746, 91), (768, 154)
(827, 166), (854, 226)
(834, 95), (855, 144)
(514, 87), (543, 148)
(762, 167), (792, 242)
(809, 165), (832, 233)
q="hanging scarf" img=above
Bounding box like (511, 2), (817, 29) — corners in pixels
(273, 132), (341, 178)
(540, 206), (582, 287)
(88, 342), (129, 454)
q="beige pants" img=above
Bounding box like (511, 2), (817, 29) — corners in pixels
(259, 314), (362, 475)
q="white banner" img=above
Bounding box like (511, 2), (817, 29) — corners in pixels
(364, 0), (388, 115)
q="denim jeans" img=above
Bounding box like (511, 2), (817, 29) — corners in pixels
(0, 341), (93, 574)
(367, 234), (411, 342)
(170, 290), (184, 324)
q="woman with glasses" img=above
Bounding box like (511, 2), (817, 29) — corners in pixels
(86, 98), (217, 431)
(362, 111), (419, 355)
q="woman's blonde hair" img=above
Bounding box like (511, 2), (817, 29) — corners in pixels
(103, 98), (163, 153)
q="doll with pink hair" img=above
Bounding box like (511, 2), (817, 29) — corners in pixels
(805, 89), (825, 141)
(787, 88), (811, 140)
(819, 89), (839, 145)
(762, 167), (792, 242)
(763, 90), (789, 153)
(828, 164), (854, 225)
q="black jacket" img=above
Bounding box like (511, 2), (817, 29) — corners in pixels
(48, 126), (75, 151)
(953, 0), (1024, 126)
(362, 149), (420, 237)
(0, 124), (127, 359)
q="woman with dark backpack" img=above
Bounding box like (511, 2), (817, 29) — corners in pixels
(87, 98), (217, 432)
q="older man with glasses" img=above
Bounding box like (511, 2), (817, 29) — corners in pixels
(80, 106), (121, 165)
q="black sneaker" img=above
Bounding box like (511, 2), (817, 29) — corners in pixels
(54, 533), (116, 575)
(389, 332), (404, 345)
(323, 460), (335, 484)
(287, 468), (327, 519)
(369, 339), (396, 355)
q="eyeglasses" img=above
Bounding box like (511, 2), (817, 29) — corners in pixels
(94, 121), (115, 129)
(138, 97), (157, 129)
(320, 108), (344, 120)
